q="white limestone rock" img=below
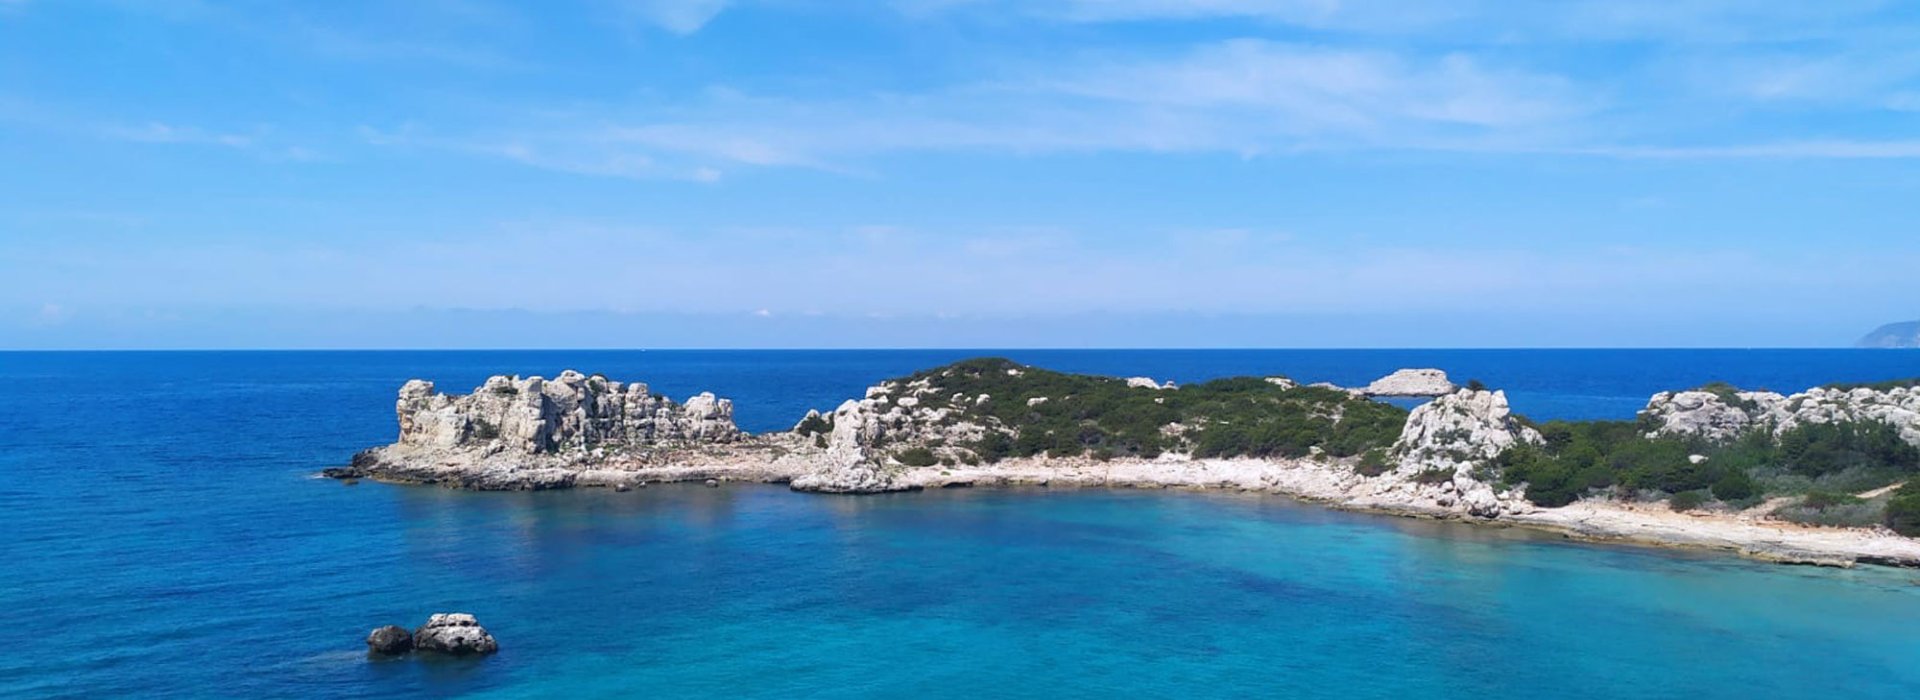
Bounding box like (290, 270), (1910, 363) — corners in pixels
(1125, 376), (1176, 390)
(393, 370), (742, 455)
(1641, 384), (1920, 447)
(412, 613), (498, 656)
(1364, 368), (1457, 397)
(1387, 388), (1542, 518)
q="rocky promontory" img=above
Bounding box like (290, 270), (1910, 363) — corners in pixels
(329, 359), (1920, 567)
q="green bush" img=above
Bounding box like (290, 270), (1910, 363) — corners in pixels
(1775, 422), (1919, 478)
(1800, 490), (1863, 510)
(1710, 470), (1757, 501)
(1411, 469), (1455, 485)
(895, 447), (939, 467)
(1355, 448), (1392, 477)
(1885, 482), (1920, 536)
(470, 420), (500, 440)
(1669, 490), (1709, 512)
(1825, 377), (1920, 392)
(794, 413), (831, 436)
(969, 430), (1014, 463)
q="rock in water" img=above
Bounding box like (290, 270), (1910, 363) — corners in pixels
(412, 613), (498, 656)
(365, 625), (413, 656)
(1364, 368), (1456, 396)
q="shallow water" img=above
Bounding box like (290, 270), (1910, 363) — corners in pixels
(3, 350), (1918, 698)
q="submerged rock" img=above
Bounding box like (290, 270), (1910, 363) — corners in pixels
(365, 625), (413, 656)
(412, 613), (498, 656)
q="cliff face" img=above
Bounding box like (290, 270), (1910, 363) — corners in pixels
(1858, 321), (1920, 349)
(394, 370), (742, 454)
(1641, 385), (1920, 447)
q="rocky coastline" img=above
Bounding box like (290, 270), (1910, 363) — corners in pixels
(328, 362), (1920, 569)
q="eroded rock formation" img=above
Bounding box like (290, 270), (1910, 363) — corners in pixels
(1642, 385), (1920, 446)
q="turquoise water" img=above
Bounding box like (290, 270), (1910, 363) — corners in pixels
(3, 350), (1920, 698)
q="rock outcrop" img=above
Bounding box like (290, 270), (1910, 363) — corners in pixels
(333, 371), (774, 490)
(365, 625), (413, 656)
(412, 613), (498, 656)
(1642, 384), (1920, 446)
(395, 370), (740, 453)
(1379, 388), (1541, 517)
(790, 374), (997, 494)
(1363, 368), (1456, 396)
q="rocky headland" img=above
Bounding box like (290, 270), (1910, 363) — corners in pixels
(329, 360), (1920, 568)
(1857, 320), (1920, 349)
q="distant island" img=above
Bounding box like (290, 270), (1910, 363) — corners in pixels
(328, 359), (1920, 568)
(1859, 320), (1920, 348)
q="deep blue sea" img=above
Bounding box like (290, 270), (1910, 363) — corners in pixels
(5, 349), (1920, 699)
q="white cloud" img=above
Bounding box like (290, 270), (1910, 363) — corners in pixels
(103, 122), (256, 148)
(620, 0), (729, 34)
(366, 39), (1591, 177)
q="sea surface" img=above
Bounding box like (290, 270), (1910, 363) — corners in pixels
(3, 349), (1920, 699)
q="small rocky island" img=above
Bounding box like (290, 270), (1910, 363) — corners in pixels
(366, 613), (499, 657)
(329, 360), (1920, 567)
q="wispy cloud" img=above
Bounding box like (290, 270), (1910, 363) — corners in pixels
(98, 121), (322, 161)
(363, 39), (1594, 177)
(616, 0), (730, 34)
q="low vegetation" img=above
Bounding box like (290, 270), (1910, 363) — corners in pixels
(1496, 417), (1919, 517)
(1823, 377), (1920, 392)
(863, 358), (1409, 463)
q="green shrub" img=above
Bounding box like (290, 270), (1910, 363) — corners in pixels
(969, 431), (1014, 463)
(895, 447), (939, 467)
(1355, 448), (1391, 477)
(470, 420), (500, 440)
(1825, 377), (1920, 392)
(1885, 482), (1920, 536)
(1800, 490), (1863, 510)
(1411, 469), (1454, 485)
(1669, 490), (1708, 512)
(1710, 470), (1757, 501)
(490, 385), (519, 396)
(1775, 422), (1919, 478)
(1695, 381), (1757, 411)
(795, 413), (831, 436)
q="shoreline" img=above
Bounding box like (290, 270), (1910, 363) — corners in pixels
(333, 451), (1920, 569)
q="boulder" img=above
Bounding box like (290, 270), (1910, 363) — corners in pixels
(412, 613), (498, 656)
(365, 625), (413, 656)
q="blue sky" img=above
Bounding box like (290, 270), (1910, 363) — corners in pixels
(3, 0), (1918, 348)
